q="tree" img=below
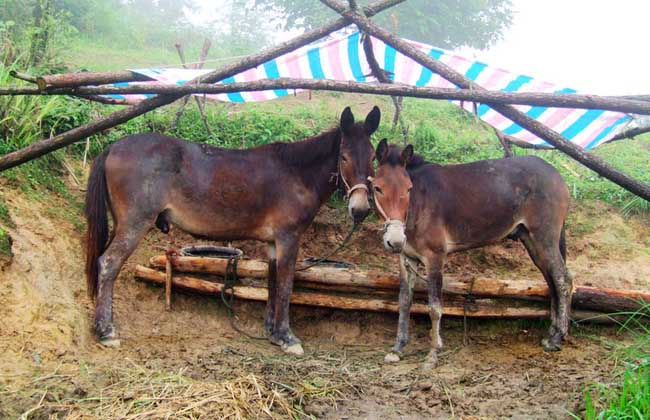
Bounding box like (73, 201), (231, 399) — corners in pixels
(254, 0), (513, 50)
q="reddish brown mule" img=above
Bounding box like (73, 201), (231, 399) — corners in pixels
(370, 140), (571, 369)
(85, 106), (381, 355)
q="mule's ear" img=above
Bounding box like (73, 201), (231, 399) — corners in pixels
(400, 144), (414, 166)
(364, 106), (380, 135)
(376, 138), (389, 163)
(340, 106), (355, 134)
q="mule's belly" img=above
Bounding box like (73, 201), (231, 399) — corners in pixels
(165, 201), (275, 242)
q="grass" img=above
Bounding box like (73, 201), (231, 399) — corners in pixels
(571, 303), (650, 419)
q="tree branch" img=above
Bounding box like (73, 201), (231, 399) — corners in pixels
(0, 0), (404, 172)
(320, 0), (650, 201)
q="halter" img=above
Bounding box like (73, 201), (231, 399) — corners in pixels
(370, 178), (408, 234)
(337, 149), (369, 200)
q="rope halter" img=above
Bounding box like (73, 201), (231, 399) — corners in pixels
(370, 177), (407, 234)
(338, 154), (368, 200)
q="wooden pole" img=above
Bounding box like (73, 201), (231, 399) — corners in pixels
(149, 255), (650, 313)
(0, 0), (404, 172)
(320, 0), (650, 201)
(3, 79), (650, 116)
(134, 265), (616, 322)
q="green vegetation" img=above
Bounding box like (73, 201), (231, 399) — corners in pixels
(1, 2), (649, 418)
(572, 306), (650, 419)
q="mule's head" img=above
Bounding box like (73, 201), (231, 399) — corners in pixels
(369, 139), (413, 253)
(339, 106), (381, 225)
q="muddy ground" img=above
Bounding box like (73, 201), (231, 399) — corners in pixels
(1, 179), (649, 419)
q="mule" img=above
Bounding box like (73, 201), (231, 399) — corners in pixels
(85, 106), (381, 355)
(369, 140), (571, 369)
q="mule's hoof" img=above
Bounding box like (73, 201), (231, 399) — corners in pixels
(282, 342), (304, 356)
(421, 350), (439, 371)
(541, 338), (561, 352)
(99, 338), (121, 348)
(384, 352), (401, 363)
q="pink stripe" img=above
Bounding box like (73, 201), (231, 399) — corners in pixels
(482, 111), (509, 127)
(537, 108), (576, 130)
(284, 55), (303, 79)
(479, 68), (510, 90)
(577, 112), (625, 148)
(240, 68), (268, 101)
(327, 43), (346, 81)
(400, 55), (418, 84)
(437, 55), (465, 88)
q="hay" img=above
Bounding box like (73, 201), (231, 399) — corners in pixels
(5, 361), (297, 419)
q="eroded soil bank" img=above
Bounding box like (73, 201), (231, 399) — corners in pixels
(0, 185), (646, 418)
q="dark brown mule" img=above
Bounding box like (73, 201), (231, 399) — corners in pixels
(85, 106), (381, 355)
(370, 140), (571, 369)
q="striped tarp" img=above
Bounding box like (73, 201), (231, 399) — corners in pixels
(109, 31), (631, 150)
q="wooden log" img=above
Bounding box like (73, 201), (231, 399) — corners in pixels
(4, 79), (650, 116)
(149, 255), (650, 313)
(0, 0), (403, 172)
(320, 0), (650, 201)
(165, 257), (173, 310)
(134, 265), (615, 322)
(35, 71), (153, 89)
(149, 255), (549, 299)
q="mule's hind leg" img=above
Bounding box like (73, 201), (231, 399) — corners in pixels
(385, 254), (417, 363)
(519, 229), (571, 351)
(94, 223), (149, 346)
(264, 244), (277, 335)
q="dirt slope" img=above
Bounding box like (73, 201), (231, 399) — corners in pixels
(0, 184), (648, 418)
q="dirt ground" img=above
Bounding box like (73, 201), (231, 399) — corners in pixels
(1, 179), (648, 419)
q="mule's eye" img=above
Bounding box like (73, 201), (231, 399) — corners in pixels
(407, 187), (413, 193)
(374, 186), (383, 195)
(340, 155), (348, 162)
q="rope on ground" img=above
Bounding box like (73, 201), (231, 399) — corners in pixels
(296, 222), (359, 271)
(220, 254), (267, 340)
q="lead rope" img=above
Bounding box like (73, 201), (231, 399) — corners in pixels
(296, 222), (359, 271)
(296, 159), (365, 271)
(220, 254), (267, 340)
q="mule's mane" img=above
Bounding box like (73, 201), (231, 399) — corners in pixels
(272, 127), (341, 168)
(384, 145), (429, 170)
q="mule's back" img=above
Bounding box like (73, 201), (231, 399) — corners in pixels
(408, 156), (569, 250)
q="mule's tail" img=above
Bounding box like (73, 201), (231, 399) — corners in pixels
(559, 222), (567, 263)
(85, 149), (110, 300)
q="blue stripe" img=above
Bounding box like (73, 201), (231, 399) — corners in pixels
(584, 115), (631, 150)
(484, 74), (535, 124)
(561, 109), (606, 140)
(414, 48), (444, 86)
(555, 87), (577, 94)
(464, 62), (487, 81)
(220, 76), (245, 103)
(347, 32), (366, 82)
(502, 75), (533, 92)
(307, 47), (326, 79)
(384, 45), (397, 81)
(263, 60), (288, 97)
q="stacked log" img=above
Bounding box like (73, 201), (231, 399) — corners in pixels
(133, 255), (650, 322)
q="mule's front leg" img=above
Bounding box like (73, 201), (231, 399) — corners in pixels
(385, 254), (417, 363)
(423, 255), (444, 371)
(269, 237), (303, 355)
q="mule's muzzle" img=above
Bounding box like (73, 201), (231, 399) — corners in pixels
(351, 206), (370, 224)
(383, 220), (406, 253)
(348, 189), (370, 224)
